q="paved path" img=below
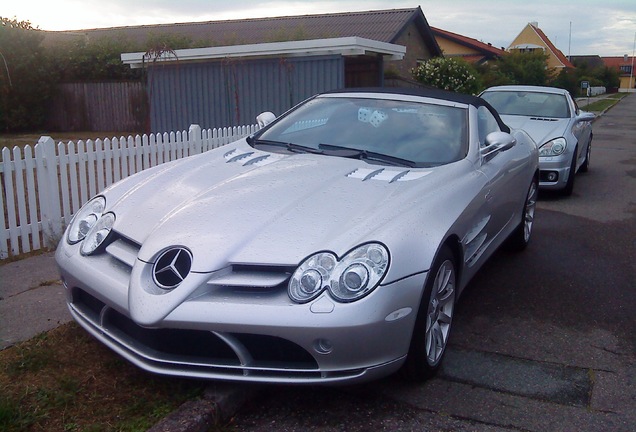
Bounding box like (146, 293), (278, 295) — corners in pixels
(0, 252), (71, 349)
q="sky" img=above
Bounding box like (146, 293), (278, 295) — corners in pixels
(3, 0), (636, 57)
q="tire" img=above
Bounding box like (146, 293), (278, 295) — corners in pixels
(580, 140), (591, 173)
(506, 177), (538, 252)
(400, 245), (456, 382)
(561, 151), (577, 196)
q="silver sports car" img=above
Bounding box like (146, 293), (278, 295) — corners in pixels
(480, 85), (594, 195)
(56, 88), (539, 384)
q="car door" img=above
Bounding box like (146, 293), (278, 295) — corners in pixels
(474, 106), (525, 253)
(569, 96), (593, 167)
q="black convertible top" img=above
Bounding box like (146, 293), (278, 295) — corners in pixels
(324, 87), (510, 133)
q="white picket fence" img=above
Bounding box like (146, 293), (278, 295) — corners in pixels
(0, 123), (258, 260)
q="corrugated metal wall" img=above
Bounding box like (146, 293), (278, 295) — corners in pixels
(147, 55), (344, 132)
(47, 82), (147, 132)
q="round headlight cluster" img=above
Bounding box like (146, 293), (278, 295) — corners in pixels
(67, 197), (105, 244)
(80, 212), (115, 255)
(66, 196), (115, 255)
(539, 137), (567, 157)
(288, 243), (389, 303)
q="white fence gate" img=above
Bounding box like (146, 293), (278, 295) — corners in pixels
(0, 124), (258, 259)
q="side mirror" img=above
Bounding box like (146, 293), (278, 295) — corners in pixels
(256, 112), (276, 128)
(578, 111), (596, 122)
(481, 131), (516, 159)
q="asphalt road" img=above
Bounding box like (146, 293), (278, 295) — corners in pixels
(226, 96), (636, 431)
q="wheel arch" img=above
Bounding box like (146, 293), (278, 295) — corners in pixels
(441, 234), (463, 289)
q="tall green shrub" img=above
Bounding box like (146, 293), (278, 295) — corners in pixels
(0, 17), (56, 131)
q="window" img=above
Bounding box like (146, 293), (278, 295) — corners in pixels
(481, 91), (570, 119)
(619, 65), (632, 74)
(256, 97), (469, 167)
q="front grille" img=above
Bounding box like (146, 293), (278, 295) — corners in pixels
(70, 289), (333, 379)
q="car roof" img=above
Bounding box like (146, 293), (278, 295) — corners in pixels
(481, 85), (569, 95)
(324, 87), (491, 108)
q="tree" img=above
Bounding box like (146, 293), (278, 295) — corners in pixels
(411, 57), (479, 95)
(483, 51), (551, 87)
(0, 16), (57, 131)
(49, 36), (141, 82)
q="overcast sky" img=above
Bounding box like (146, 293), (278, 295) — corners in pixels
(4, 0), (636, 57)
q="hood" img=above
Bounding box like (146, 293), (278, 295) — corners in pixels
(106, 140), (463, 272)
(500, 115), (568, 146)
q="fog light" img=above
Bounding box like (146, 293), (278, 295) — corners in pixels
(313, 338), (333, 354)
(541, 171), (559, 182)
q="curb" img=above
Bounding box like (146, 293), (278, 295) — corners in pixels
(147, 382), (261, 432)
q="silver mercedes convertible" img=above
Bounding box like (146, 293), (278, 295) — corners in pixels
(56, 88), (539, 384)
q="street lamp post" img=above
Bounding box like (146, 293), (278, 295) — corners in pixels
(630, 32), (636, 92)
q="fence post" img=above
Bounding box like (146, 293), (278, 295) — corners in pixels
(35, 136), (64, 248)
(189, 124), (202, 155)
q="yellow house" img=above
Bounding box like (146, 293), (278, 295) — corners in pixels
(602, 56), (635, 91)
(508, 22), (574, 71)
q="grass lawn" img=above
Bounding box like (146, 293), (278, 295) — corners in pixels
(0, 322), (207, 432)
(578, 93), (627, 113)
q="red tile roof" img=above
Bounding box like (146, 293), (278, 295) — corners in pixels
(529, 24), (574, 68)
(431, 27), (506, 61)
(602, 56), (635, 75)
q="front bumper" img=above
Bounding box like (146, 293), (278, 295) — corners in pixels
(56, 239), (426, 384)
(538, 155), (572, 190)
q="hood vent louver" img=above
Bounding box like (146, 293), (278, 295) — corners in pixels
(347, 168), (431, 182)
(530, 117), (559, 122)
(224, 148), (280, 166)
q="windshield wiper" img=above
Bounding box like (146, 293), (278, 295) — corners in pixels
(318, 143), (417, 168)
(251, 139), (323, 154)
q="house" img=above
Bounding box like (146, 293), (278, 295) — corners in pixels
(44, 8), (441, 84)
(507, 22), (574, 72)
(431, 27), (506, 65)
(569, 55), (605, 70)
(45, 8), (442, 132)
(601, 56), (635, 92)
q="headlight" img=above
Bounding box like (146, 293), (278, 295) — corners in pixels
(80, 212), (115, 255)
(539, 138), (567, 157)
(288, 243), (389, 303)
(67, 196), (106, 244)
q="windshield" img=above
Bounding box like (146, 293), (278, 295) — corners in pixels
(253, 96), (468, 167)
(481, 91), (570, 118)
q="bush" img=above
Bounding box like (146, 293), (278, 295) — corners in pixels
(412, 57), (479, 95)
(0, 17), (57, 131)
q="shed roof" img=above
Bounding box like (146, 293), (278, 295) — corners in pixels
(121, 37), (406, 68)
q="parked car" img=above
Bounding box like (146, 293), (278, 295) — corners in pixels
(56, 87), (538, 384)
(480, 85), (594, 195)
